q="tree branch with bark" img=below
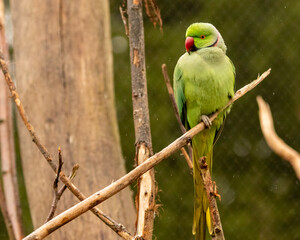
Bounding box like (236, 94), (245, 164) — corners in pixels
(21, 69), (271, 240)
(127, 0), (156, 239)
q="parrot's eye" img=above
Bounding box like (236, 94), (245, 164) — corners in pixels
(200, 35), (206, 39)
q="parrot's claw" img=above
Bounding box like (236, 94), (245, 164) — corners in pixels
(212, 181), (221, 201)
(200, 115), (212, 128)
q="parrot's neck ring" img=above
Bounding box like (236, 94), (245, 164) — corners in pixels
(208, 34), (219, 48)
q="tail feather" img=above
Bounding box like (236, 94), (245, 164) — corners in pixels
(192, 132), (214, 240)
(195, 211), (206, 240)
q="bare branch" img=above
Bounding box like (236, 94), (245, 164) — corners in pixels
(0, 55), (134, 240)
(127, 0), (155, 238)
(57, 163), (79, 197)
(143, 0), (163, 32)
(22, 69), (271, 240)
(0, 56), (58, 171)
(45, 147), (65, 223)
(180, 147), (193, 172)
(119, 6), (129, 37)
(257, 96), (300, 179)
(198, 157), (224, 240)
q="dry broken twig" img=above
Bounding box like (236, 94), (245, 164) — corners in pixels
(119, 5), (129, 37)
(23, 69), (271, 240)
(161, 63), (193, 172)
(199, 157), (224, 240)
(143, 0), (163, 32)
(127, 0), (155, 238)
(257, 96), (300, 179)
(45, 148), (76, 223)
(0, 56), (135, 240)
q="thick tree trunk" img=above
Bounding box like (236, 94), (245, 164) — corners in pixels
(10, 0), (135, 239)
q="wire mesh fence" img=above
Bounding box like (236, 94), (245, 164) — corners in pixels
(111, 0), (300, 239)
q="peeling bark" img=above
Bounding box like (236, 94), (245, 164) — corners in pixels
(127, 0), (156, 239)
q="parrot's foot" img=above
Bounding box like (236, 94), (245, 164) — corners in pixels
(212, 181), (221, 201)
(200, 115), (212, 128)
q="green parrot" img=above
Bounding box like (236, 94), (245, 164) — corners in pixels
(173, 23), (235, 240)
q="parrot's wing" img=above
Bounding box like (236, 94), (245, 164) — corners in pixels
(173, 64), (188, 129)
(214, 57), (236, 145)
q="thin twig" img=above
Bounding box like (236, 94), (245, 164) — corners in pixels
(119, 5), (129, 37)
(0, 56), (58, 172)
(44, 163), (78, 223)
(198, 157), (224, 240)
(257, 96), (300, 179)
(57, 163), (79, 196)
(0, 56), (135, 240)
(180, 147), (193, 172)
(45, 147), (65, 223)
(161, 63), (193, 169)
(143, 0), (163, 32)
(23, 69), (271, 240)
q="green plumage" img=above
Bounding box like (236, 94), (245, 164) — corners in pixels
(173, 23), (235, 240)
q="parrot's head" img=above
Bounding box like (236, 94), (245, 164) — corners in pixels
(185, 23), (227, 54)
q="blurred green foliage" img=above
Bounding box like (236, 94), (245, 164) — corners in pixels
(111, 0), (300, 239)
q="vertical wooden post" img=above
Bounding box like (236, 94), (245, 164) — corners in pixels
(127, 0), (156, 239)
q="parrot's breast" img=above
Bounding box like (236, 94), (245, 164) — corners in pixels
(177, 47), (235, 128)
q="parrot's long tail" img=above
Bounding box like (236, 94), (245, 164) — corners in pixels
(192, 134), (213, 240)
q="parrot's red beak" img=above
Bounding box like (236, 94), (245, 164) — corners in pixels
(185, 37), (195, 53)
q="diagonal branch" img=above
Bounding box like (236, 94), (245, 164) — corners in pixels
(22, 68), (271, 240)
(0, 56), (134, 240)
(257, 96), (300, 179)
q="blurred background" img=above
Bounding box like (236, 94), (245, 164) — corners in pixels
(111, 0), (300, 239)
(0, 0), (299, 239)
